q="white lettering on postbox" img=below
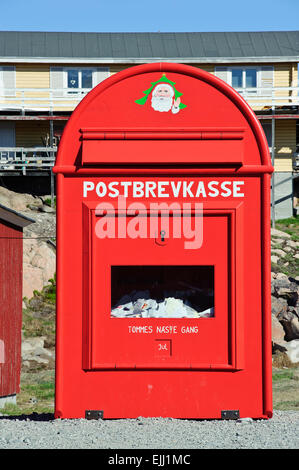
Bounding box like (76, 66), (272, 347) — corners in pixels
(83, 180), (245, 199)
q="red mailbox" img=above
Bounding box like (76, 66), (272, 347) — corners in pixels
(53, 63), (273, 419)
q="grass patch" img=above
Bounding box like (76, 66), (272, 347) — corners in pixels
(273, 366), (299, 411)
(22, 309), (55, 339)
(274, 401), (299, 410)
(271, 219), (299, 277)
(43, 197), (56, 208)
(22, 275), (56, 346)
(1, 370), (55, 416)
(275, 216), (299, 242)
(273, 370), (295, 382)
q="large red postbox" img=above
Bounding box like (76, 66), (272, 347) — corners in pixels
(53, 63), (273, 419)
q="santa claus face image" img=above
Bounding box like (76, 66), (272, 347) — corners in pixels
(134, 73), (186, 113)
(151, 84), (181, 114)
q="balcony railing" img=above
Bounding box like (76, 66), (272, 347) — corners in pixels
(0, 88), (91, 112)
(0, 86), (298, 112)
(0, 147), (57, 174)
(233, 86), (299, 107)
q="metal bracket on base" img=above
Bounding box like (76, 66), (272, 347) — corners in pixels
(221, 410), (240, 420)
(85, 410), (104, 420)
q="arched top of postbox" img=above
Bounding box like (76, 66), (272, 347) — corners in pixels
(53, 63), (273, 173)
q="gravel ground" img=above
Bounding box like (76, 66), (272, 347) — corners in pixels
(0, 410), (298, 449)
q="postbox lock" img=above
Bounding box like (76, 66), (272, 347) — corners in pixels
(155, 230), (167, 246)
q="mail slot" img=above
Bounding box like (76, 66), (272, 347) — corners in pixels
(53, 63), (273, 419)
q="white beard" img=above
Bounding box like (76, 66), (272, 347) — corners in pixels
(151, 96), (173, 112)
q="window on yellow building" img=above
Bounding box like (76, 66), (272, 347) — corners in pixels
(66, 68), (94, 93)
(50, 66), (110, 98)
(215, 66), (273, 96)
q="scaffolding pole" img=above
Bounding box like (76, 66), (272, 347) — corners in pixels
(271, 108), (276, 228)
(50, 118), (55, 208)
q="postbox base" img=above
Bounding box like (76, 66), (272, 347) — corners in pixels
(54, 370), (272, 420)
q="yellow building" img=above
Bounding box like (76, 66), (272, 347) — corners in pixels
(0, 31), (298, 218)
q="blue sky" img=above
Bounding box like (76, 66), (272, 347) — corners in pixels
(0, 0), (298, 32)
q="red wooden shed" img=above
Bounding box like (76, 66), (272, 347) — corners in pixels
(0, 204), (34, 408)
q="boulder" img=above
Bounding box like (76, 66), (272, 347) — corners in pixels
(271, 228), (291, 239)
(279, 310), (299, 341)
(271, 295), (288, 317)
(271, 249), (287, 258)
(271, 238), (286, 245)
(275, 273), (288, 280)
(286, 240), (299, 249)
(22, 336), (46, 355)
(271, 315), (286, 343)
(23, 263), (44, 298)
(21, 336), (55, 370)
(271, 274), (299, 344)
(272, 278), (298, 303)
(23, 239), (56, 299)
(39, 203), (55, 214)
(0, 186), (41, 212)
(284, 340), (299, 364)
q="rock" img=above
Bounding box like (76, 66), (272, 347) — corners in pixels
(21, 336), (55, 370)
(39, 204), (55, 214)
(271, 295), (288, 317)
(272, 341), (287, 353)
(237, 418), (253, 423)
(272, 279), (298, 303)
(27, 203), (42, 212)
(27, 296), (45, 311)
(295, 254), (299, 260)
(272, 350), (293, 368)
(271, 228), (291, 239)
(271, 249), (287, 258)
(271, 238), (286, 245)
(271, 315), (286, 343)
(271, 255), (279, 264)
(276, 273), (288, 280)
(286, 240), (299, 249)
(0, 186), (40, 212)
(23, 263), (44, 299)
(23, 239), (56, 299)
(279, 311), (299, 341)
(23, 212), (56, 239)
(271, 275), (299, 343)
(22, 336), (45, 355)
(284, 340), (299, 364)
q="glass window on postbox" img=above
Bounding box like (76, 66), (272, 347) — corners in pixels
(111, 266), (214, 319)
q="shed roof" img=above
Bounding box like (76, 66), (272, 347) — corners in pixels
(0, 31), (298, 63)
(0, 204), (35, 228)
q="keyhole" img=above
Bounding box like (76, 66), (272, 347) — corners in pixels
(160, 230), (166, 242)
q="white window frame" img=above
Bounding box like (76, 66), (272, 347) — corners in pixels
(63, 67), (97, 95)
(215, 66), (274, 97)
(0, 66), (16, 98)
(227, 66), (259, 94)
